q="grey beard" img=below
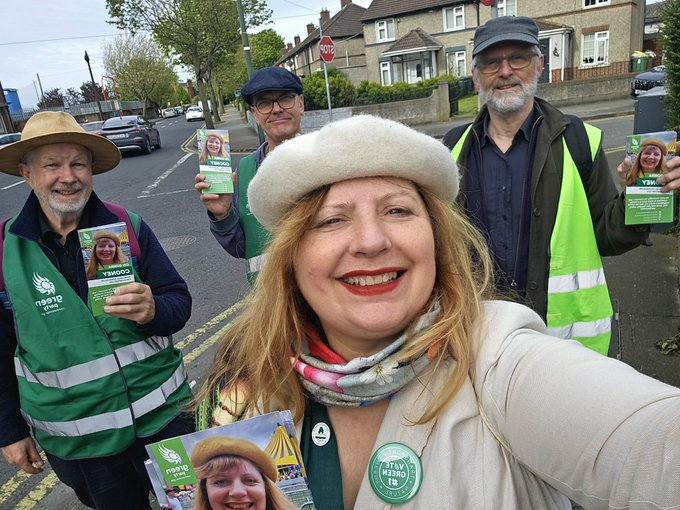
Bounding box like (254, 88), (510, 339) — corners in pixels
(480, 78), (538, 114)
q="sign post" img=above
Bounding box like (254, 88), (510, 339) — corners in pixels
(318, 26), (334, 122)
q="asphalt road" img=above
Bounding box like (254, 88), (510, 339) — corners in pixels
(0, 111), (637, 509)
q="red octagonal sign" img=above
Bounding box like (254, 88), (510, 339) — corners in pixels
(319, 35), (335, 63)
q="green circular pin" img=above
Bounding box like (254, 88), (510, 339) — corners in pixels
(368, 442), (422, 504)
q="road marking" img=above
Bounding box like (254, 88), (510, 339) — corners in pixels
(176, 302), (243, 349)
(137, 153), (192, 198)
(605, 146), (625, 154)
(1, 180), (25, 190)
(0, 452), (48, 506)
(14, 472), (59, 510)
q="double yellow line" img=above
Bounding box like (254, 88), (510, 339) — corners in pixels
(0, 301), (243, 509)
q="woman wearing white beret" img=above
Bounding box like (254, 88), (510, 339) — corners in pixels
(195, 115), (680, 509)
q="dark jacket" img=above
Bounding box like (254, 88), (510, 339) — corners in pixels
(443, 97), (648, 320)
(0, 192), (192, 447)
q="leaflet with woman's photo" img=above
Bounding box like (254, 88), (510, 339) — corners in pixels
(624, 130), (676, 224)
(145, 411), (316, 509)
(77, 222), (135, 316)
(198, 128), (233, 194)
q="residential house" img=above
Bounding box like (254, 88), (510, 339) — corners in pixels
(277, 0), (368, 84)
(360, 0), (644, 85)
(643, 0), (664, 65)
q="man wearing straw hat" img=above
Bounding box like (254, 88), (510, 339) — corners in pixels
(0, 111), (194, 509)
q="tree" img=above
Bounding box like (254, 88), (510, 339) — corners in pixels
(38, 88), (64, 108)
(103, 34), (177, 118)
(250, 29), (285, 70)
(63, 87), (83, 106)
(662, 0), (680, 130)
(106, 0), (272, 128)
(80, 81), (105, 103)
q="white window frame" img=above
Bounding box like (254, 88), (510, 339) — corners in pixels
(583, 0), (609, 8)
(581, 31), (609, 66)
(376, 19), (395, 42)
(380, 61), (392, 85)
(443, 6), (465, 31)
(495, 0), (517, 17)
(446, 50), (467, 77)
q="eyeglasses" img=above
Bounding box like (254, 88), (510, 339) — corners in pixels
(253, 93), (298, 114)
(476, 51), (537, 75)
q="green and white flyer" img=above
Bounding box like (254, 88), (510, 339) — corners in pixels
(197, 128), (233, 194)
(145, 411), (316, 509)
(624, 130), (676, 225)
(78, 222), (135, 316)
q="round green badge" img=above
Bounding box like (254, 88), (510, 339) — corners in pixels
(368, 442), (422, 504)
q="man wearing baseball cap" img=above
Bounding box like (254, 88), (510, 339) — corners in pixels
(442, 16), (662, 357)
(0, 111), (194, 508)
(195, 66), (304, 283)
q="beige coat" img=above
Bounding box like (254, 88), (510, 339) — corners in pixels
(316, 301), (680, 509)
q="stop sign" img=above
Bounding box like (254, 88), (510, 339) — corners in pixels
(319, 35), (335, 63)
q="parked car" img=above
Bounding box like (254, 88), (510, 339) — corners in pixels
(162, 107), (178, 118)
(174, 106), (184, 115)
(0, 132), (21, 146)
(186, 106), (204, 122)
(631, 65), (666, 96)
(81, 121), (105, 135)
(100, 115), (161, 154)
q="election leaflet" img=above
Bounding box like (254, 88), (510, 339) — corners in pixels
(77, 222), (135, 316)
(146, 411), (316, 509)
(624, 130), (676, 225)
(197, 128), (233, 194)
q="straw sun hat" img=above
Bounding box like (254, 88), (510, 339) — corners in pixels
(190, 436), (277, 481)
(0, 111), (120, 176)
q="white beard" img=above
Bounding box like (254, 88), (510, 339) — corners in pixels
(479, 75), (538, 114)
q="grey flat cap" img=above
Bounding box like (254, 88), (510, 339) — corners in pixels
(473, 16), (539, 56)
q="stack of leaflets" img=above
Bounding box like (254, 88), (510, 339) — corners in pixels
(197, 128), (233, 194)
(78, 222), (135, 316)
(624, 130), (676, 225)
(145, 411), (316, 509)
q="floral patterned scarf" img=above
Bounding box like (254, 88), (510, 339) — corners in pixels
(293, 305), (442, 407)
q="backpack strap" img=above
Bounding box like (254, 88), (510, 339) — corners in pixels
(103, 201), (142, 264)
(563, 114), (597, 185)
(0, 218), (8, 295)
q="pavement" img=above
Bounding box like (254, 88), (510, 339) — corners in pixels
(217, 97), (680, 387)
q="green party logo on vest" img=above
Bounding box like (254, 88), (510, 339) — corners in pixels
(148, 438), (197, 486)
(32, 272), (65, 315)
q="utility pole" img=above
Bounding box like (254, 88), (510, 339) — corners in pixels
(235, 0), (265, 144)
(84, 51), (104, 121)
(36, 73), (46, 108)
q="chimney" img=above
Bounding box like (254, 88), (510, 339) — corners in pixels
(320, 9), (331, 24)
(307, 23), (315, 35)
(340, 0), (351, 7)
(287, 42), (293, 51)
(294, 35), (301, 46)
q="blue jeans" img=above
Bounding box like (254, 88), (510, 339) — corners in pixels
(45, 412), (194, 510)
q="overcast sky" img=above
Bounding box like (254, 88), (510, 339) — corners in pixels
(1, 0), (371, 109)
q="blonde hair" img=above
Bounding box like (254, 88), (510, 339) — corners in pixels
(628, 138), (669, 185)
(194, 183), (495, 425)
(193, 456), (296, 510)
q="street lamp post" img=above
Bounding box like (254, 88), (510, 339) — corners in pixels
(84, 51), (104, 121)
(235, 0), (264, 144)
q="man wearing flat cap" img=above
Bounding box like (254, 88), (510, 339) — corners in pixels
(0, 111), (194, 508)
(195, 66), (304, 283)
(443, 16), (680, 357)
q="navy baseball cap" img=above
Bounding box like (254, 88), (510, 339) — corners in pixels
(472, 16), (539, 56)
(241, 67), (303, 105)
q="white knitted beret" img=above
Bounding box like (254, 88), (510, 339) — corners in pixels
(247, 115), (459, 230)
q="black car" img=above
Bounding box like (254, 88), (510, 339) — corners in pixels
(100, 115), (161, 154)
(631, 65), (666, 97)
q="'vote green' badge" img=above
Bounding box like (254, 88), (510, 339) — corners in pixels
(368, 442), (422, 504)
